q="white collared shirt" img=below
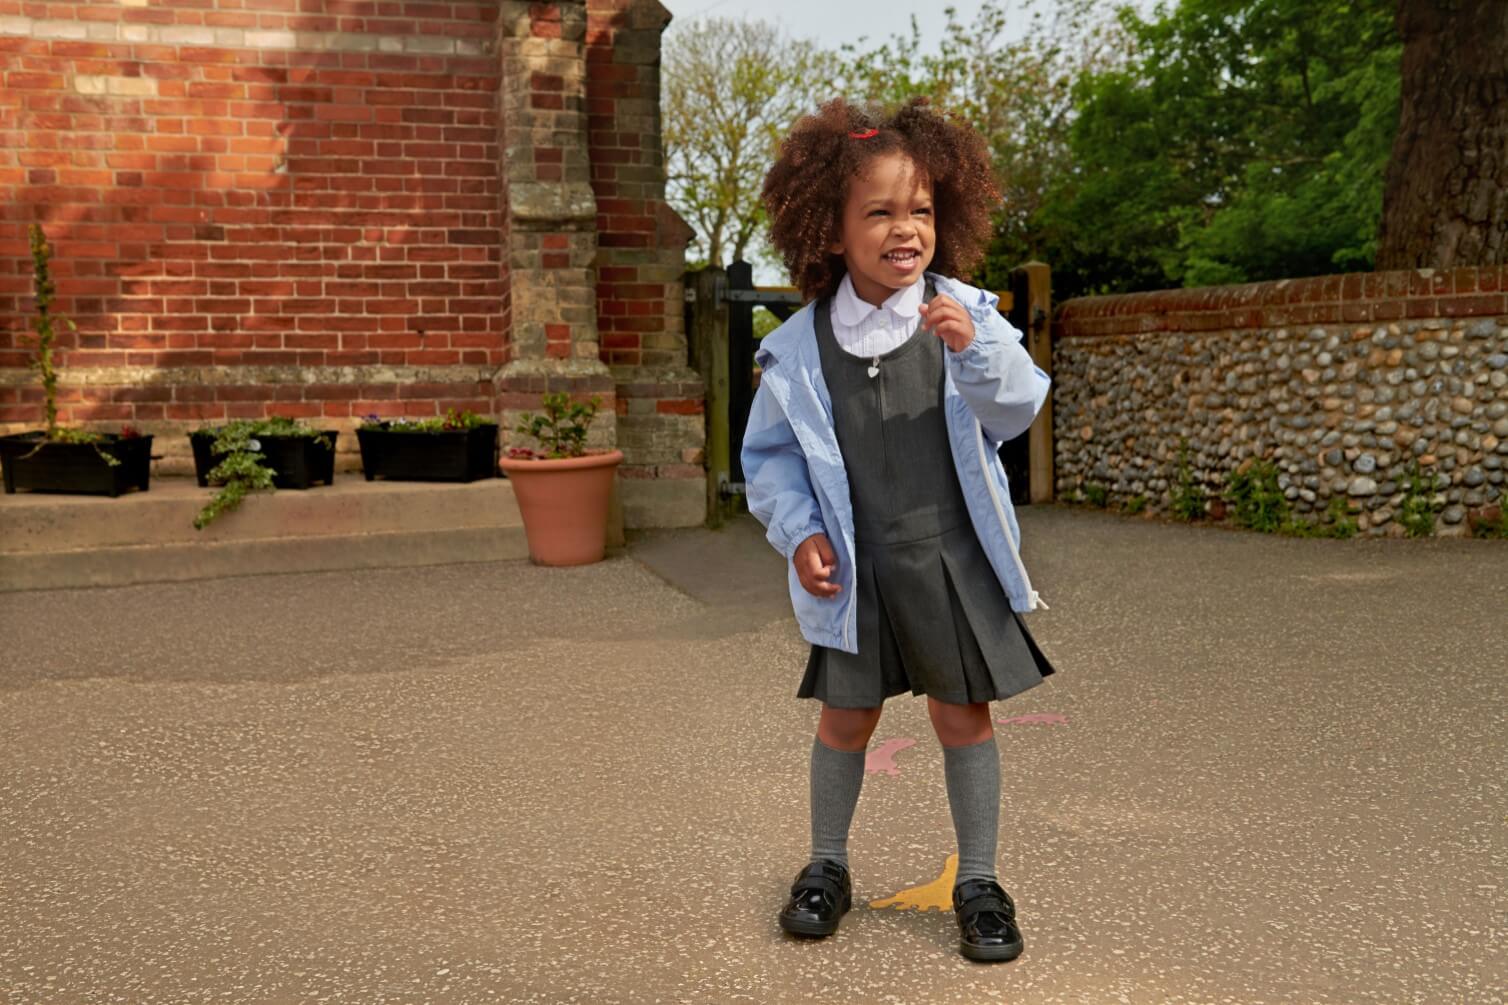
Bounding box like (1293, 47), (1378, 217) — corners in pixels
(828, 273), (924, 359)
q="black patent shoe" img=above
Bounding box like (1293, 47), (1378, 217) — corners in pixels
(952, 878), (1024, 962)
(778, 859), (852, 938)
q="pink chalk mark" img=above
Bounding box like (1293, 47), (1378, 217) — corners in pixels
(865, 737), (917, 776)
(996, 712), (1069, 726)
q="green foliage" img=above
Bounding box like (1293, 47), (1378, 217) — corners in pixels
(1124, 494), (1148, 515)
(752, 307), (783, 340)
(195, 416), (330, 444)
(1398, 462), (1439, 538)
(1039, 0), (1400, 299)
(1082, 482), (1109, 508)
(193, 418), (329, 529)
(1225, 458), (1290, 533)
(1224, 460), (1365, 539)
(27, 223), (69, 440)
(663, 18), (820, 269)
(513, 393), (602, 460)
(671, 0), (1400, 295)
(1284, 494), (1358, 538)
(195, 449), (276, 530)
(53, 426), (122, 467)
(1471, 509), (1508, 540)
(358, 409), (492, 433)
(1319, 495), (1359, 539)
(1168, 439), (1207, 521)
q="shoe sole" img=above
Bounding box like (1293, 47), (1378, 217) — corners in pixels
(778, 898), (852, 938)
(960, 937), (1024, 962)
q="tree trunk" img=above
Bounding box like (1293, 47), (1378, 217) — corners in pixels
(1375, 0), (1508, 269)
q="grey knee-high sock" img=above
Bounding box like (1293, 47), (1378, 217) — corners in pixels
(943, 735), (1001, 885)
(809, 736), (866, 868)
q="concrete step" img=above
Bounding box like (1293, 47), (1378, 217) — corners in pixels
(0, 475), (528, 591)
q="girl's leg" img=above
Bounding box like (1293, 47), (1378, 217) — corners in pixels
(927, 697), (1000, 884)
(809, 704), (882, 867)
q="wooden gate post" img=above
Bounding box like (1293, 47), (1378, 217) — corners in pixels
(688, 266), (730, 527)
(1020, 261), (1054, 503)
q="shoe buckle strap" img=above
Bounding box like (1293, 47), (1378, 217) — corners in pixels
(790, 873), (845, 899)
(959, 891), (1014, 919)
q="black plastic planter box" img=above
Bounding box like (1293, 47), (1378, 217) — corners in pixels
(356, 423), (498, 482)
(189, 430), (337, 490)
(0, 432), (154, 496)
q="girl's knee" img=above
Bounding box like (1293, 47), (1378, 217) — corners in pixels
(927, 698), (993, 747)
(817, 705), (882, 751)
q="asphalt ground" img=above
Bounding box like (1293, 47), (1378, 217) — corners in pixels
(2, 507), (1504, 1004)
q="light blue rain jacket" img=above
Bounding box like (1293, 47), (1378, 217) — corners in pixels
(741, 272), (1052, 654)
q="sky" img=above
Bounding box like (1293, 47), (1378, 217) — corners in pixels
(659, 0), (1023, 51)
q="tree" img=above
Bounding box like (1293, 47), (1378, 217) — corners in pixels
(1376, 0), (1508, 269)
(1046, 0), (1400, 298)
(662, 18), (819, 269)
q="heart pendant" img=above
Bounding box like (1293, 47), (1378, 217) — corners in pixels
(867, 364), (879, 378)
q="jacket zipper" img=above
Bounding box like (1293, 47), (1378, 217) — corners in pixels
(973, 417), (1047, 611)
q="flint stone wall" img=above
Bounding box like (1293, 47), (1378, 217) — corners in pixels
(1053, 267), (1508, 536)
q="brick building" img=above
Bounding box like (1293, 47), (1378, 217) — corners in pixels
(0, 0), (705, 527)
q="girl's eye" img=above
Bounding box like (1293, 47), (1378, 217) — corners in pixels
(869, 209), (888, 217)
(914, 208), (932, 216)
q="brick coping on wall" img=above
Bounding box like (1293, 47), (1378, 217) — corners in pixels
(1056, 266), (1508, 337)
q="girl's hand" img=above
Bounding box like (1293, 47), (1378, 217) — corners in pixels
(794, 533), (842, 598)
(918, 294), (975, 352)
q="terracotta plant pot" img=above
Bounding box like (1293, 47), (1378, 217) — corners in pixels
(498, 449), (622, 566)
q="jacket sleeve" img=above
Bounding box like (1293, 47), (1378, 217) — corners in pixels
(942, 286), (1051, 444)
(741, 377), (827, 559)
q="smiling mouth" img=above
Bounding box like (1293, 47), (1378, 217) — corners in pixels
(884, 248), (920, 264)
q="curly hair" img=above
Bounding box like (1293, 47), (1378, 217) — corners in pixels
(761, 97), (1000, 302)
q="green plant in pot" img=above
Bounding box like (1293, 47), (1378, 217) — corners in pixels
(496, 392), (621, 566)
(189, 417), (337, 529)
(0, 225), (155, 496)
(355, 408), (498, 482)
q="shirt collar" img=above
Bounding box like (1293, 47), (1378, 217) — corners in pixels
(833, 273), (925, 327)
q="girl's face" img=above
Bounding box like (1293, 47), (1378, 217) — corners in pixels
(829, 151), (936, 307)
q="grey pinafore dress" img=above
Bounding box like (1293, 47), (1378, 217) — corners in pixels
(799, 285), (1057, 709)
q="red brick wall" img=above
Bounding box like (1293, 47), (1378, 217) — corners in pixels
(0, 1), (504, 438)
(1056, 266), (1508, 337)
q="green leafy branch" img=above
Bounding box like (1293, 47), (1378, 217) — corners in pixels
(1225, 458), (1289, 533)
(513, 393), (601, 459)
(1168, 438), (1207, 521)
(28, 223), (64, 440)
(192, 418), (328, 529)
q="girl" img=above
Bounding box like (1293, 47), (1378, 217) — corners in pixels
(742, 97), (1057, 963)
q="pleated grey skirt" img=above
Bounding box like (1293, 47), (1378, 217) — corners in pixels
(799, 522), (1056, 709)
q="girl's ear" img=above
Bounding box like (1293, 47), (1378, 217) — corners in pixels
(828, 237), (845, 255)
